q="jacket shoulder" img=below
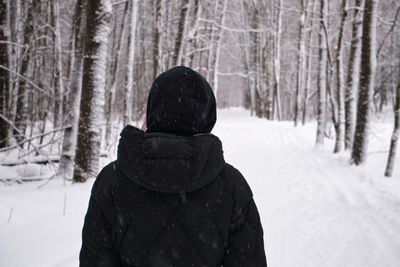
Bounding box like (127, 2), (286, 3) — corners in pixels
(91, 161), (120, 201)
(220, 163), (253, 203)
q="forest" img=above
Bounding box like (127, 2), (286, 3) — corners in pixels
(0, 0), (399, 182)
(2, 1), (400, 266)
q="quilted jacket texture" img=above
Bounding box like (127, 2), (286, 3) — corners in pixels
(79, 66), (267, 266)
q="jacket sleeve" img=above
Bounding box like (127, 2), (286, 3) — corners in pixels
(222, 166), (267, 267)
(79, 166), (121, 267)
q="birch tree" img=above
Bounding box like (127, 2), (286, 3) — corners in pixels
(302, 0), (318, 125)
(0, 0), (9, 148)
(49, 0), (65, 129)
(345, 0), (364, 150)
(316, 0), (327, 146)
(333, 0), (348, 153)
(384, 74), (400, 177)
(13, 0), (33, 144)
(273, 0), (283, 120)
(294, 0), (306, 126)
(1, 0), (399, 179)
(351, 0), (378, 165)
(73, 0), (111, 182)
(248, 2), (259, 116)
(153, 0), (163, 79)
(173, 0), (189, 66)
(57, 0), (86, 180)
(184, 0), (200, 68)
(240, 0), (255, 115)
(123, 0), (139, 125)
(105, 1), (129, 148)
(212, 0), (228, 99)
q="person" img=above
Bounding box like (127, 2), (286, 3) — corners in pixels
(79, 66), (267, 267)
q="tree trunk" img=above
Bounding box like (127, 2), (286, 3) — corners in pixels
(273, 0), (283, 121)
(73, 0), (111, 182)
(7, 0), (21, 146)
(333, 0), (348, 153)
(105, 1), (129, 148)
(316, 0), (327, 146)
(185, 0), (200, 68)
(0, 0), (10, 148)
(153, 0), (162, 79)
(57, 0), (86, 180)
(294, 0), (306, 126)
(172, 0), (189, 66)
(351, 0), (378, 165)
(14, 0), (33, 145)
(212, 0), (228, 100)
(249, 3), (259, 116)
(123, 0), (139, 125)
(302, 0), (318, 125)
(240, 0), (254, 115)
(206, 5), (218, 84)
(384, 76), (400, 177)
(345, 0), (364, 150)
(51, 0), (64, 129)
(161, 0), (169, 71)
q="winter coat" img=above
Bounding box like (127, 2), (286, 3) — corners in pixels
(79, 66), (267, 267)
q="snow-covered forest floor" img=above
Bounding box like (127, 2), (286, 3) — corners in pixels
(1, 108), (399, 267)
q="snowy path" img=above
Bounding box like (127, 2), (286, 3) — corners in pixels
(214, 109), (400, 267)
(1, 108), (400, 267)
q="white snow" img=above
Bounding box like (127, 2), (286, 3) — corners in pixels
(1, 108), (400, 267)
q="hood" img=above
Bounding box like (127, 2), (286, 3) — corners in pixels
(146, 66), (217, 137)
(117, 126), (225, 193)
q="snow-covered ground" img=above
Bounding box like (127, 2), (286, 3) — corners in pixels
(1, 108), (399, 267)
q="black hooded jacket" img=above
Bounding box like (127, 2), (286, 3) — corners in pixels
(80, 66), (267, 267)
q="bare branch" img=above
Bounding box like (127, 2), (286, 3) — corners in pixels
(0, 65), (54, 98)
(377, 6), (400, 56)
(199, 18), (271, 33)
(0, 126), (69, 153)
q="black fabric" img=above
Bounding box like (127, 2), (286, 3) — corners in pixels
(146, 66), (217, 136)
(80, 129), (267, 267)
(117, 125), (224, 193)
(80, 66), (266, 266)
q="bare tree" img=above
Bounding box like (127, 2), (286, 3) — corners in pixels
(302, 0), (318, 125)
(184, 0), (200, 68)
(294, 0), (306, 126)
(384, 74), (400, 177)
(2, 0), (399, 179)
(212, 0), (228, 99)
(13, 0), (33, 145)
(51, 0), (64, 128)
(316, 0), (327, 146)
(123, 0), (139, 125)
(273, 0), (283, 121)
(105, 1), (129, 149)
(345, 0), (364, 150)
(173, 0), (190, 66)
(351, 0), (378, 165)
(0, 0), (10, 148)
(333, 0), (348, 153)
(57, 0), (86, 180)
(73, 0), (111, 182)
(153, 0), (163, 79)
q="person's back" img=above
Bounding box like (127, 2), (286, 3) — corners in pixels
(80, 66), (267, 266)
